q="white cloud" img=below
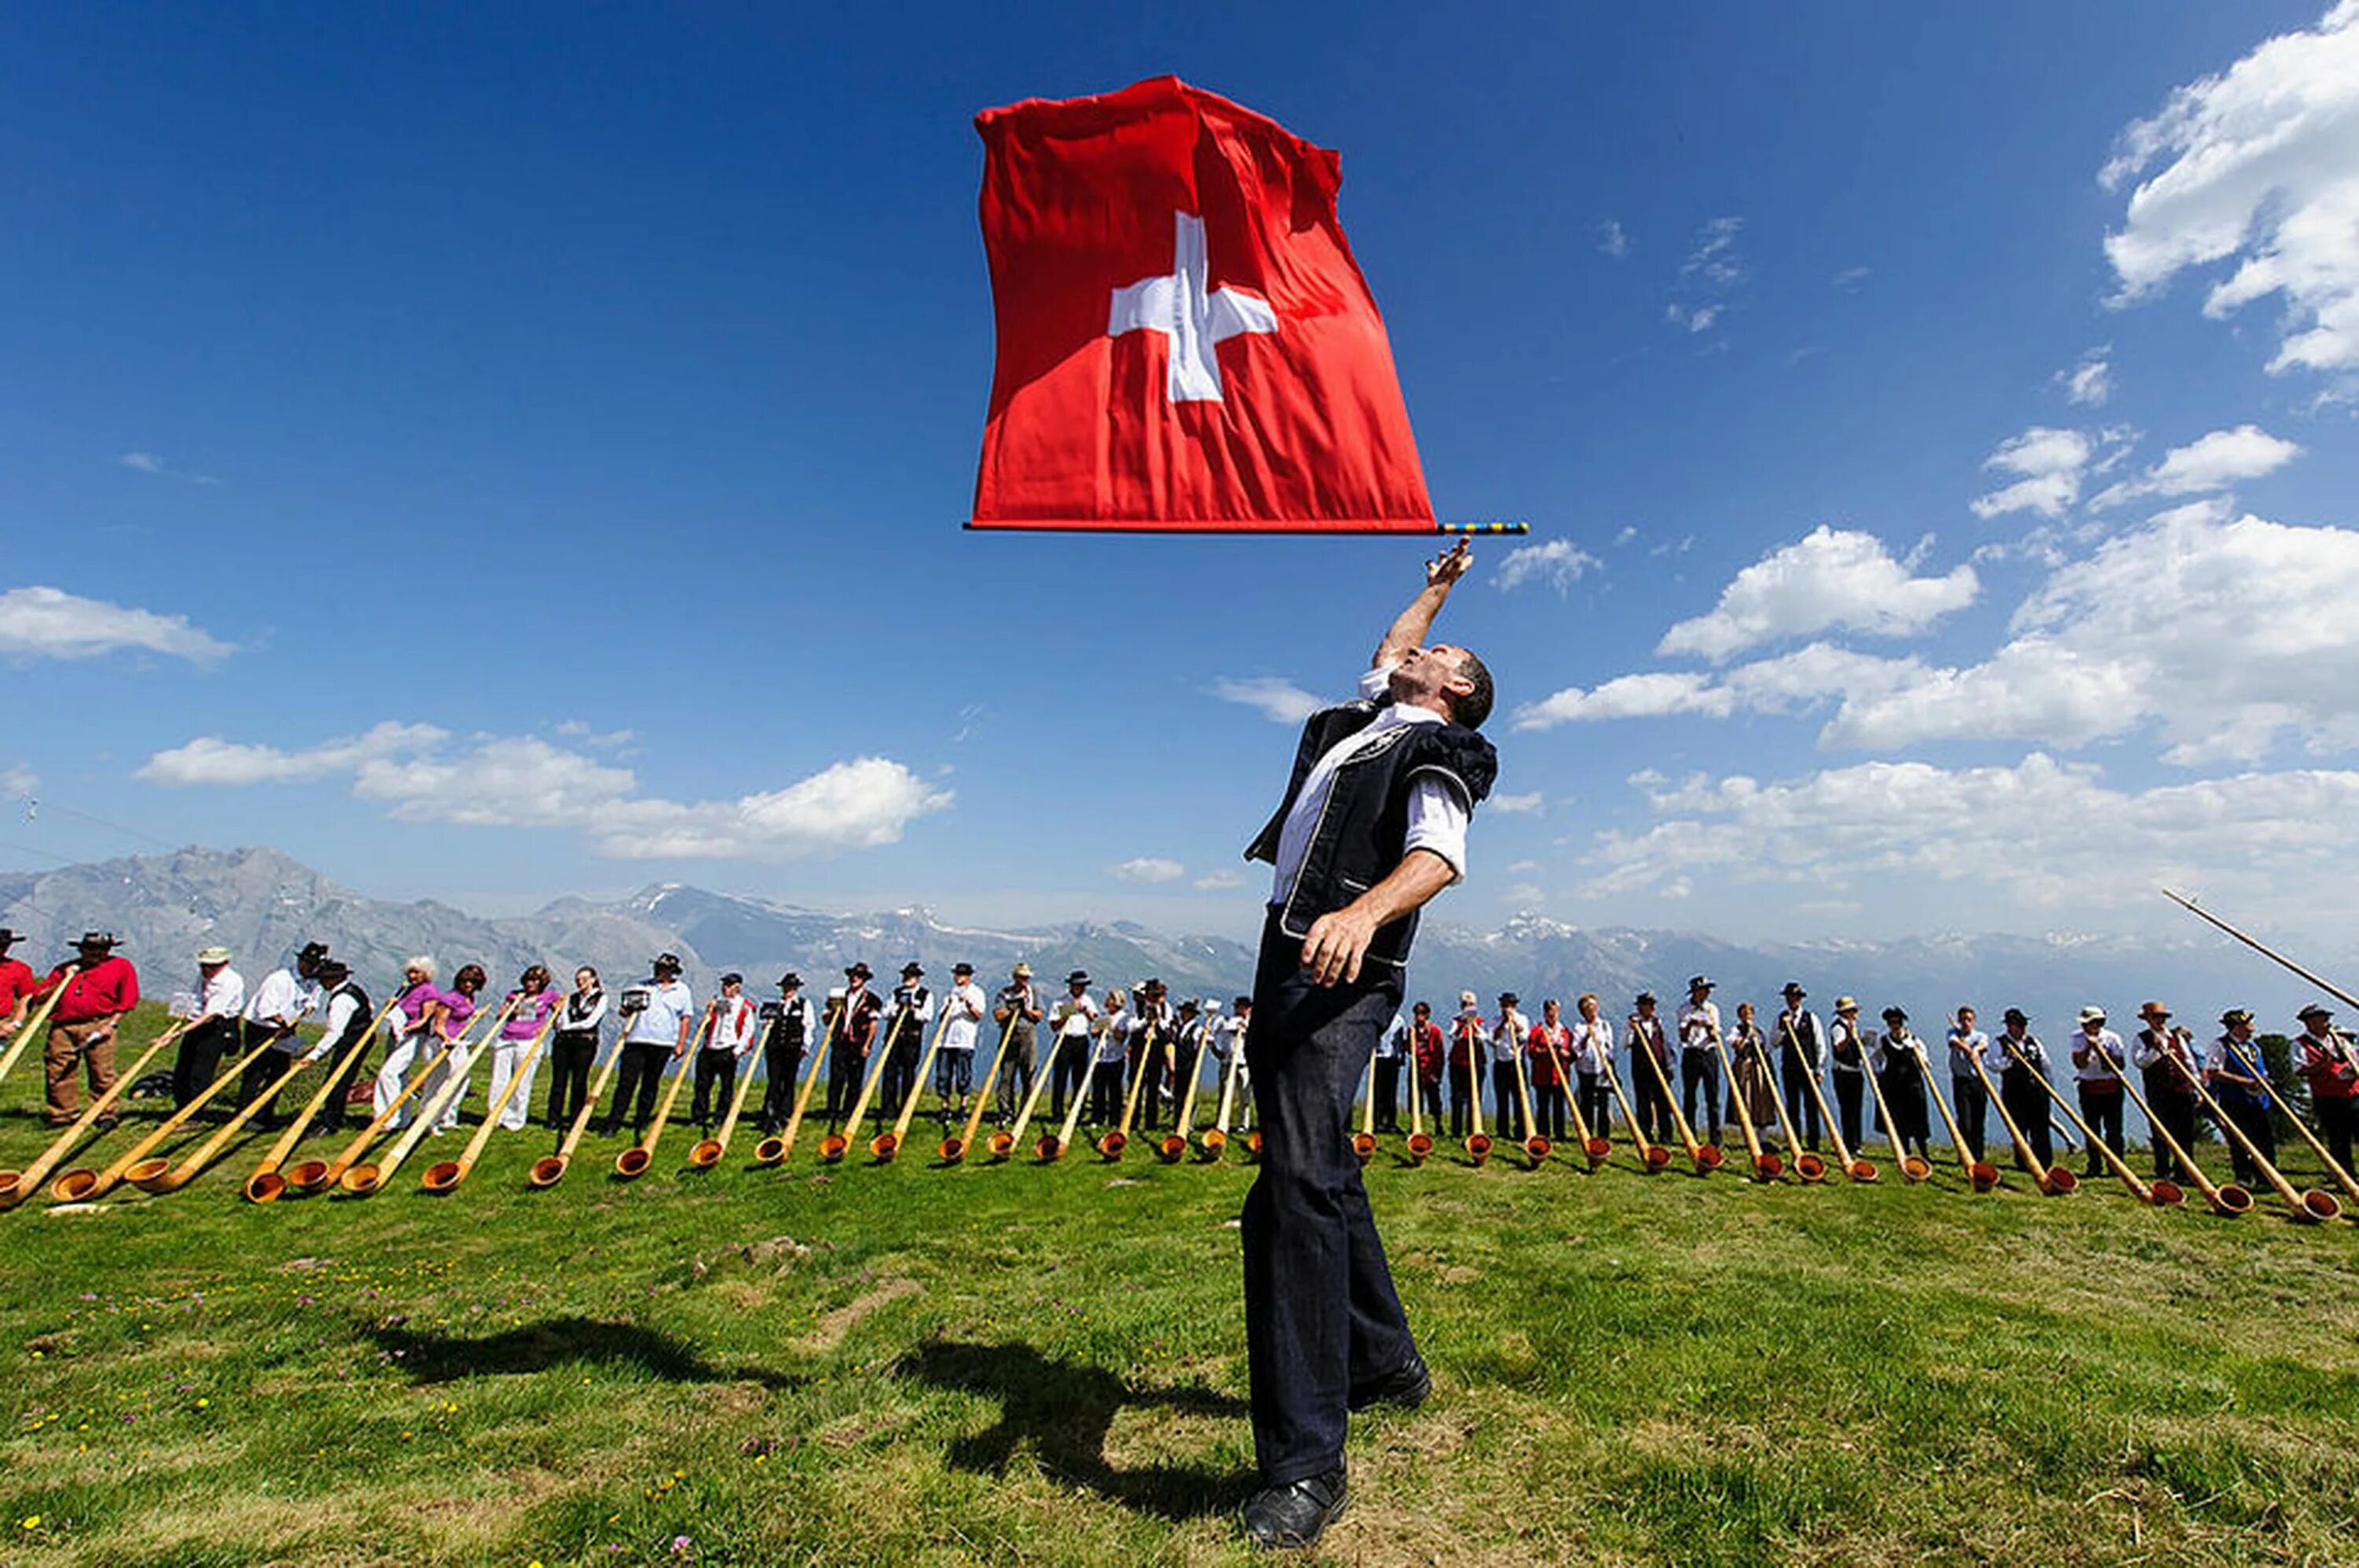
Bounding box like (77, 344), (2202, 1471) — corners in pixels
(2059, 348), (2114, 407)
(139, 724), (951, 859)
(1832, 266), (1871, 290)
(1680, 216), (1746, 288)
(1665, 302), (1722, 333)
(1111, 856), (1185, 884)
(1655, 526), (1978, 662)
(1, 764), (35, 799)
(2102, 1), (2359, 376)
(1595, 219), (1630, 258)
(1514, 671), (1733, 730)
(2090, 424), (2301, 508)
(1489, 792), (1544, 814)
(116, 451), (218, 484)
(1494, 539), (1603, 594)
(1209, 676), (1323, 724)
(1969, 427), (2093, 519)
(1193, 868), (1246, 890)
(0, 586), (232, 664)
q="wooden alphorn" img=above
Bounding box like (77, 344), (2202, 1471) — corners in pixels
(422, 1003), (561, 1193)
(1971, 1048), (2072, 1196)
(245, 996), (402, 1202)
(615, 1005), (712, 1180)
(0, 1025), (178, 1209)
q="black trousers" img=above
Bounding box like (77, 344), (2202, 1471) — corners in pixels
(2002, 1078), (2054, 1169)
(1780, 1053), (1822, 1148)
(2316, 1095), (2356, 1176)
(1241, 910), (1414, 1486)
(1372, 1058), (1403, 1131)
(2142, 1071), (2198, 1180)
(880, 1037), (920, 1121)
(1448, 1064), (1477, 1136)
(237, 1020), (297, 1124)
(996, 1029), (1036, 1123)
(1833, 1072), (1865, 1154)
(318, 1032), (375, 1135)
(1881, 1073), (1930, 1157)
(690, 1047), (738, 1127)
(173, 1017), (242, 1110)
(1577, 1073), (1609, 1137)
(604, 1042), (672, 1134)
(2078, 1084), (2125, 1174)
(1083, 1059), (1121, 1124)
(1050, 1037), (1090, 1121)
(1416, 1076), (1444, 1131)
(1680, 1050), (1721, 1142)
(825, 1042), (867, 1124)
(2220, 1096), (2275, 1184)
(1952, 1074), (1988, 1162)
(1136, 1040), (1167, 1130)
(756, 1038), (804, 1134)
(1534, 1082), (1567, 1139)
(1634, 1058), (1674, 1144)
(546, 1032), (598, 1130)
(1491, 1062), (1522, 1139)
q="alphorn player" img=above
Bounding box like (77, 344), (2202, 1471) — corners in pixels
(235, 940), (326, 1125)
(1372, 1008), (1410, 1134)
(1997, 1007), (2057, 1172)
(1945, 1005), (1994, 1165)
(756, 972), (817, 1136)
(1827, 996), (1868, 1156)
(2069, 1005), (2129, 1181)
(2132, 1001), (2201, 1184)
(33, 933), (140, 1128)
(881, 962), (933, 1120)
(0, 927), (38, 1038)
(935, 963), (988, 1124)
(1447, 991), (1481, 1138)
(1570, 992), (1614, 1143)
(178, 944), (246, 1111)
(491, 965), (561, 1132)
(311, 959), (375, 1136)
(1489, 992), (1528, 1140)
(1232, 539), (1496, 1548)
(2208, 1008), (2275, 1187)
(1128, 977), (1174, 1132)
(1871, 1006), (1933, 1163)
(1727, 1001), (1776, 1136)
(1045, 970), (1098, 1125)
(1628, 992), (1674, 1147)
(992, 963), (1043, 1126)
(2292, 1003), (2357, 1176)
(1774, 981), (1824, 1154)
(599, 953), (694, 1138)
(824, 963), (883, 1125)
(1676, 974), (1722, 1147)
(690, 972), (757, 1132)
(1409, 1000), (1446, 1135)
(1527, 998), (1572, 1143)
(546, 966), (608, 1133)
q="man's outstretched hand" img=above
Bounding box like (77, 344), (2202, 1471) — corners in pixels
(1426, 539), (1473, 588)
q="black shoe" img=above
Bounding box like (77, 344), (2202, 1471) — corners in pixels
(1241, 1465), (1348, 1551)
(1348, 1350), (1431, 1412)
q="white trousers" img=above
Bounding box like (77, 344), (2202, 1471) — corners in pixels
(374, 1026), (434, 1126)
(488, 1039), (542, 1131)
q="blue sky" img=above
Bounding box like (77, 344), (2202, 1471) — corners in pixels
(6, 2), (2358, 947)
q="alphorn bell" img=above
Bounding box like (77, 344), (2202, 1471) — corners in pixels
(880, 1006), (957, 1161)
(1510, 1036), (1549, 1166)
(754, 999), (841, 1167)
(1405, 1045), (1433, 1164)
(1632, 1030), (1717, 1175)
(0, 1024), (180, 1209)
(1967, 1049), (2072, 1196)
(2012, 1043), (2169, 1205)
(245, 996), (403, 1202)
(1860, 1043), (1931, 1183)
(1772, 1018), (1829, 1182)
(1001, 1019), (1060, 1161)
(690, 1018), (773, 1170)
(1205, 1031), (1246, 1159)
(615, 1005), (711, 1180)
(2111, 1043), (2250, 1216)
(1352, 1055), (1378, 1165)
(1098, 1019), (1154, 1161)
(1159, 1017), (1207, 1163)
(1754, 1032), (1817, 1183)
(0, 976), (74, 1095)
(824, 1005), (903, 1163)
(344, 1006), (510, 1196)
(133, 1037), (326, 1197)
(423, 1003), (561, 1193)
(50, 1036), (271, 1203)
(315, 1014), (478, 1193)
(1708, 1026), (1779, 1180)
(1040, 1017), (1099, 1162)
(2171, 1040), (2324, 1221)
(947, 1009), (1022, 1163)
(1460, 1028), (1492, 1166)
(1798, 1054), (1874, 1183)
(2216, 1034), (2349, 1220)
(1598, 1055), (1669, 1172)
(1540, 1032), (1609, 1168)
(1922, 1051), (1999, 1193)
(529, 1018), (631, 1188)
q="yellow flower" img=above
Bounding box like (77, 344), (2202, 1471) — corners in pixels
(19, 1516), (40, 1529)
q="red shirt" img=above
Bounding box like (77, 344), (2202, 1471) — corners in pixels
(39, 955), (140, 1025)
(0, 956), (38, 1015)
(1526, 1023), (1571, 1088)
(1412, 1021), (1444, 1083)
(2297, 1032), (2358, 1102)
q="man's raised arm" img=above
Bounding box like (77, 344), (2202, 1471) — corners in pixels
(1372, 539), (1474, 670)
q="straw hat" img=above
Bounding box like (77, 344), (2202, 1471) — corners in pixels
(196, 945), (232, 966)
(1833, 996), (1859, 1014)
(2077, 1005), (2107, 1025)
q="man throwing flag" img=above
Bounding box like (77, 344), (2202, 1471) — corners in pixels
(1235, 540), (1497, 1548)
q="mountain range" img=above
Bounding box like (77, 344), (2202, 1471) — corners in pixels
(0, 845), (2333, 1034)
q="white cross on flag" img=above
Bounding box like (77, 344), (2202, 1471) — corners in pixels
(969, 77), (1437, 533)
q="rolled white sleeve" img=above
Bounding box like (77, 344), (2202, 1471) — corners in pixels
(1400, 775), (1469, 882)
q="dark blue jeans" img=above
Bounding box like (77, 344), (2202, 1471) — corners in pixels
(1242, 910), (1415, 1486)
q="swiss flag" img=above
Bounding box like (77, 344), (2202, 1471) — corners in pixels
(969, 77), (1436, 533)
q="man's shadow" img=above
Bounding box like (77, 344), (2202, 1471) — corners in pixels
(362, 1316), (801, 1391)
(897, 1339), (1252, 1522)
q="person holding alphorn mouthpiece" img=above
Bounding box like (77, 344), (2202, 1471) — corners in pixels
(754, 973), (817, 1136)
(235, 940), (327, 1125)
(2069, 1005), (2129, 1180)
(178, 944), (247, 1113)
(2131, 1001), (2201, 1183)
(1945, 1006), (1994, 1165)
(374, 957), (443, 1127)
(1569, 993), (1614, 1143)
(1409, 1001), (1446, 1134)
(1489, 992), (1528, 1140)
(1372, 1008), (1410, 1134)
(992, 963), (1044, 1127)
(2207, 1009), (2274, 1187)
(824, 962), (883, 1125)
(1089, 987), (1130, 1128)
(33, 933), (140, 1128)
(1826, 996), (1869, 1155)
(1447, 991), (1482, 1138)
(1728, 1002), (1777, 1134)
(1996, 1007), (2057, 1172)
(881, 962), (933, 1119)
(485, 965), (561, 1132)
(1172, 997), (1212, 1124)
(598, 953), (694, 1138)
(2291, 1002), (2357, 1175)
(1628, 992), (1673, 1147)
(425, 963), (489, 1133)
(1871, 1006), (1933, 1162)
(934, 963), (988, 1124)
(690, 972), (757, 1132)
(309, 959), (375, 1136)
(1128, 977), (1174, 1131)
(1232, 539), (1496, 1549)
(1774, 981), (1824, 1153)
(545, 967), (608, 1132)
(1045, 970), (1099, 1125)
(1676, 974), (1723, 1147)
(0, 927), (39, 1038)
(1527, 998), (1573, 1143)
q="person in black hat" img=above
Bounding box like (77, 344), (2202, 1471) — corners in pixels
(1627, 992), (1673, 1145)
(308, 959), (376, 1136)
(0, 927), (38, 1040)
(598, 952), (696, 1137)
(237, 940), (329, 1126)
(2207, 1008), (2273, 1184)
(31, 933), (141, 1126)
(691, 973), (757, 1131)
(825, 962), (884, 1125)
(881, 963), (933, 1117)
(1489, 992), (1528, 1139)
(934, 963), (988, 1121)
(1047, 970), (1099, 1124)
(757, 973), (819, 1136)
(1128, 978), (1175, 1132)
(1773, 982), (1824, 1153)
(2291, 1003), (2357, 1175)
(1871, 1006), (1932, 1161)
(1233, 541), (1497, 1549)
(992, 963), (1044, 1125)
(2130, 1002), (2201, 1183)
(1676, 975), (1723, 1146)
(1996, 1007), (2055, 1172)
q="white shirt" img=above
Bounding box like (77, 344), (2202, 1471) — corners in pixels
(767, 992), (819, 1045)
(1376, 1014), (1409, 1059)
(1946, 1028), (2000, 1077)
(2070, 1027), (2126, 1083)
(1211, 1014), (1249, 1059)
(2131, 1026), (2198, 1075)
(709, 993), (757, 1055)
(939, 981), (988, 1051)
(196, 966), (247, 1024)
(1054, 993), (1102, 1040)
(1094, 1013), (1131, 1065)
(624, 977), (696, 1047)
(1269, 666), (1471, 904)
(1489, 1012), (1527, 1063)
(1827, 1017), (1868, 1073)
(245, 966), (318, 1032)
(1998, 1030), (2050, 1074)
(1775, 1008), (1824, 1069)
(1676, 999), (1721, 1053)
(311, 987), (365, 1064)
(1570, 1018), (1614, 1073)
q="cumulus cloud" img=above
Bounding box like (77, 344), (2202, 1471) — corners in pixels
(2059, 348), (2114, 407)
(1655, 526), (1978, 662)
(1209, 676), (1323, 724)
(2090, 424), (2301, 508)
(0, 586), (232, 664)
(2102, 0), (2359, 376)
(1110, 856), (1186, 884)
(1489, 792), (1545, 814)
(116, 451), (219, 484)
(1494, 539), (1603, 594)
(1, 764), (35, 798)
(1193, 868), (1247, 890)
(1969, 427), (2095, 519)
(139, 723), (950, 859)
(1595, 219), (1630, 258)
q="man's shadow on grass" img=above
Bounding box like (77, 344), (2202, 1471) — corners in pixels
(362, 1316), (802, 1391)
(896, 1339), (1252, 1523)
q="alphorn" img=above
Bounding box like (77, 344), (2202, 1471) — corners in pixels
(879, 1007), (956, 1160)
(1205, 1033), (1245, 1159)
(1861, 1044), (1931, 1183)
(2111, 1045), (2250, 1216)
(1709, 1026), (1779, 1180)
(691, 1018), (773, 1170)
(1039, 1021), (1099, 1162)
(422, 1004), (561, 1193)
(1511, 1037), (1549, 1165)
(1632, 1032), (1717, 1174)
(1002, 1023), (1061, 1161)
(1598, 1054), (1669, 1172)
(344, 1010), (509, 1196)
(1754, 1035), (1818, 1182)
(2171, 1041), (2329, 1221)
(616, 1006), (712, 1179)
(528, 1026), (631, 1188)
(1539, 1032), (1607, 1168)
(753, 1000), (841, 1166)
(0, 977), (74, 1093)
(1801, 1058), (1874, 1183)
(1922, 1055), (1999, 1193)
(1460, 1029), (1492, 1166)
(824, 1006), (904, 1163)
(2006, 1043), (2166, 1205)
(1353, 1054), (1379, 1164)
(50, 1036), (270, 1202)
(948, 1010), (1021, 1163)
(0, 1025), (180, 1209)
(1772, 1019), (1831, 1181)
(1405, 1051), (1433, 1164)
(245, 996), (403, 1202)
(2162, 888), (2359, 1012)
(1098, 1019), (1155, 1161)
(1967, 1051), (2072, 1196)
(314, 1021), (476, 1193)
(1159, 1019), (1207, 1163)
(133, 1038), (328, 1197)
(2217, 1034), (2354, 1219)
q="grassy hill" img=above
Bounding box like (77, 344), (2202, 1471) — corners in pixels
(2, 1005), (2356, 1566)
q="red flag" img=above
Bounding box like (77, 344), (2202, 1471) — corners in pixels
(969, 77), (1436, 533)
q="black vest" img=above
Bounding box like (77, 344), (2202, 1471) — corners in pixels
(1245, 698), (1497, 970)
(326, 981), (374, 1058)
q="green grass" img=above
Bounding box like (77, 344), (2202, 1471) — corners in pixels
(3, 1003), (2357, 1566)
